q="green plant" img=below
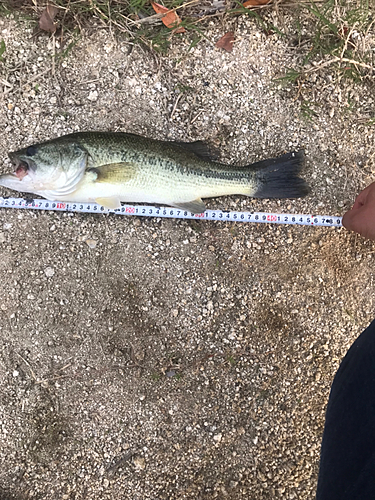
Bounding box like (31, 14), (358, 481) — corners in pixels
(151, 371), (161, 381)
(55, 28), (81, 62)
(284, 0), (374, 82)
(227, 354), (236, 366)
(232, 1), (285, 34)
(301, 100), (318, 121)
(274, 68), (302, 84)
(0, 39), (5, 63)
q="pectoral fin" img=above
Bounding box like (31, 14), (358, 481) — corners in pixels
(173, 199), (206, 214)
(90, 162), (136, 183)
(95, 197), (121, 209)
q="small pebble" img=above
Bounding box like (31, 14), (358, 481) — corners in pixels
(88, 90), (98, 101)
(85, 239), (98, 249)
(133, 457), (145, 470)
(44, 267), (55, 277)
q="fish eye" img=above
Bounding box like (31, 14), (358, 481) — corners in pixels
(26, 145), (37, 157)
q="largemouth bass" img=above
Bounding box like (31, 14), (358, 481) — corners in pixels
(0, 132), (309, 213)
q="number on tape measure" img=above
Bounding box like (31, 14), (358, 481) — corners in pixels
(0, 197), (343, 228)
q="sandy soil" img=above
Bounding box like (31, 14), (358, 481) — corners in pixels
(0, 8), (374, 500)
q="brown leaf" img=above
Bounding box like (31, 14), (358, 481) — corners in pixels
(151, 2), (186, 33)
(39, 4), (60, 33)
(215, 32), (235, 53)
(243, 0), (271, 7)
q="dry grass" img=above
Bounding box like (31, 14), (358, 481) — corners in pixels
(0, 1), (374, 79)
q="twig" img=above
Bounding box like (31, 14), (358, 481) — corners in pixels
(22, 68), (51, 87)
(340, 23), (357, 61)
(106, 451), (135, 474)
(52, 32), (56, 76)
(58, 362), (72, 372)
(293, 77), (306, 101)
(340, 57), (373, 70)
(170, 93), (183, 121)
(0, 79), (12, 88)
(232, 0), (325, 13)
(279, 0), (325, 5)
(190, 109), (204, 125)
(16, 353), (37, 381)
(305, 56), (373, 74)
(35, 374), (70, 384)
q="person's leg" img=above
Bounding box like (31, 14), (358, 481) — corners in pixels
(316, 319), (375, 500)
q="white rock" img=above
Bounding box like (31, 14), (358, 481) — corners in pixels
(133, 457), (145, 470)
(44, 267), (55, 277)
(88, 90), (98, 102)
(85, 239), (98, 249)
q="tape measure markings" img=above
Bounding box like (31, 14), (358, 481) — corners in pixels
(0, 197), (343, 228)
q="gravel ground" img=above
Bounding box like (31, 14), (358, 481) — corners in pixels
(0, 9), (375, 500)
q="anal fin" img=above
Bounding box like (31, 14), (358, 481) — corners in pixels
(173, 199), (206, 214)
(95, 197), (121, 209)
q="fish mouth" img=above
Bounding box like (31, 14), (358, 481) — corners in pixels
(14, 161), (29, 180)
(8, 153), (32, 181)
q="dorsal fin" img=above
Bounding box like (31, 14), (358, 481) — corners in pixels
(173, 141), (219, 161)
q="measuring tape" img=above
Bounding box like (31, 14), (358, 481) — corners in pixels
(0, 197), (342, 227)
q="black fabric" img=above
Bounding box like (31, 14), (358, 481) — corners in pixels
(316, 319), (375, 499)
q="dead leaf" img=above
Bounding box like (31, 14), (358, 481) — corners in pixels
(39, 4), (60, 33)
(215, 32), (235, 53)
(243, 0), (271, 7)
(151, 2), (186, 33)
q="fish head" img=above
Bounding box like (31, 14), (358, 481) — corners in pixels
(0, 139), (88, 197)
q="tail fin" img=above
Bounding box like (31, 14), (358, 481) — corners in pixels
(252, 150), (309, 199)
